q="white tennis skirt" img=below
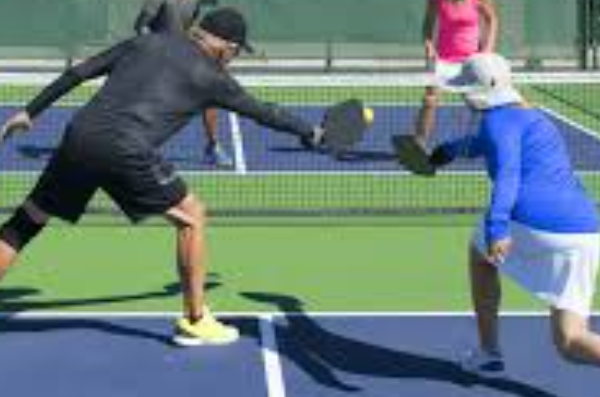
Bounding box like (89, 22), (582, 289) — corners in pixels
(472, 221), (600, 317)
(433, 60), (465, 88)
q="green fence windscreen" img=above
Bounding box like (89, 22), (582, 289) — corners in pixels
(0, 0), (107, 58)
(0, 0), (586, 64)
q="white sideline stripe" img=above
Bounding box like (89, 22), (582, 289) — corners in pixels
(541, 106), (600, 142)
(229, 112), (247, 175)
(1, 170), (598, 177)
(2, 310), (599, 319)
(2, 72), (600, 87)
(259, 314), (287, 397)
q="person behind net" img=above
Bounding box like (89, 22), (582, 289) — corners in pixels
(414, 0), (497, 148)
(0, 7), (325, 346)
(136, 0), (233, 169)
(427, 53), (600, 374)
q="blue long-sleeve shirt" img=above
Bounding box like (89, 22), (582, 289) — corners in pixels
(443, 105), (599, 245)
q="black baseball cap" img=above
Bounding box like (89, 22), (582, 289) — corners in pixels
(199, 7), (254, 53)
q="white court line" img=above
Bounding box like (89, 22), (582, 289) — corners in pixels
(541, 105), (600, 142)
(259, 314), (287, 397)
(2, 169), (598, 177)
(228, 112), (247, 175)
(2, 310), (600, 319)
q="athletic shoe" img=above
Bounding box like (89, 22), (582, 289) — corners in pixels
(460, 348), (505, 377)
(298, 128), (328, 152)
(173, 307), (240, 346)
(204, 143), (234, 169)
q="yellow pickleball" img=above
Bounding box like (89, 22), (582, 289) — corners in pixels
(363, 107), (374, 125)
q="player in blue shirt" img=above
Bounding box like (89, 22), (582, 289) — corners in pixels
(429, 53), (600, 374)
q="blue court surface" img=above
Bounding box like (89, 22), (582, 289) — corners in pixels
(1, 105), (599, 173)
(0, 312), (598, 397)
(1, 104), (599, 396)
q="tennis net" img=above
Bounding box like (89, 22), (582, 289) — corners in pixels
(0, 72), (598, 222)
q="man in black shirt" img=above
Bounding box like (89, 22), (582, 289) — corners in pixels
(0, 7), (319, 346)
(136, 0), (233, 168)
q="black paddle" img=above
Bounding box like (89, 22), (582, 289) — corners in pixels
(319, 99), (369, 155)
(391, 135), (436, 176)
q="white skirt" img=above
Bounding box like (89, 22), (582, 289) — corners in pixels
(472, 221), (600, 317)
(433, 60), (465, 89)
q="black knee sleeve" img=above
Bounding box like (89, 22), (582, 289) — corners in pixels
(0, 207), (45, 252)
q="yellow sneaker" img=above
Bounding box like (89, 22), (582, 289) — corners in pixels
(173, 308), (239, 346)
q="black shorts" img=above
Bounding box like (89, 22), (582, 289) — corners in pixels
(28, 143), (187, 223)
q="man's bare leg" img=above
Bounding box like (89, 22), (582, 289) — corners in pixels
(166, 193), (239, 345)
(166, 194), (207, 322)
(202, 108), (233, 168)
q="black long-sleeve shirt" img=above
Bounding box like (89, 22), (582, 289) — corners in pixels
(26, 33), (314, 153)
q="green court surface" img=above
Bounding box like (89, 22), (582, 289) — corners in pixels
(4, 222), (597, 314)
(1, 75), (599, 315)
(1, 173), (492, 217)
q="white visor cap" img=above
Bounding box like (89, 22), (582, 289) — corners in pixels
(444, 53), (523, 110)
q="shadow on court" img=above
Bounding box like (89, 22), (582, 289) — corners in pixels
(334, 149), (397, 163)
(241, 292), (563, 397)
(17, 144), (56, 160)
(0, 274), (221, 313)
(0, 314), (264, 397)
(0, 274), (226, 346)
(269, 145), (397, 163)
(0, 316), (173, 345)
(0, 283), (177, 346)
(0, 315), (257, 349)
(15, 144), (204, 168)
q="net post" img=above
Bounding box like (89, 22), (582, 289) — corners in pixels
(592, 0), (600, 69)
(325, 41), (334, 72)
(578, 0), (589, 69)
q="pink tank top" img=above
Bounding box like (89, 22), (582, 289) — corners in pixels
(436, 0), (481, 62)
